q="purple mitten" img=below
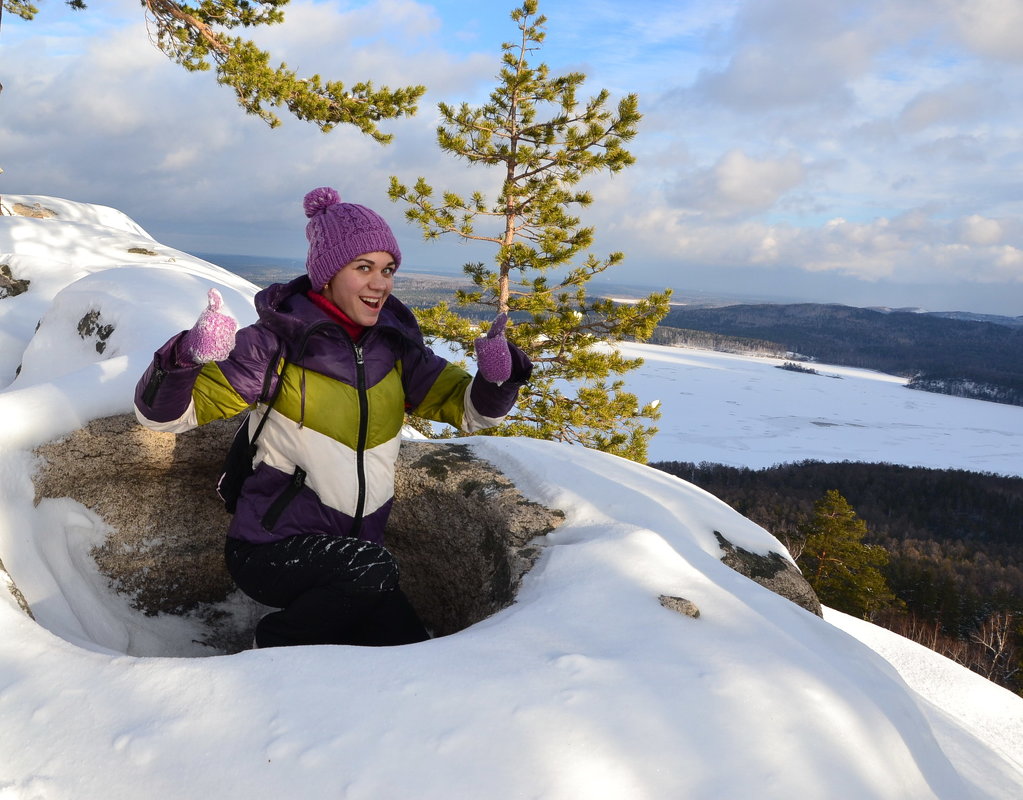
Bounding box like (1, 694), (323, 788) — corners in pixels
(474, 312), (513, 385)
(181, 288), (238, 364)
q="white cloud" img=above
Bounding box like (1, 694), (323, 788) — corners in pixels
(994, 244), (1023, 274)
(961, 214), (1004, 245)
(614, 203), (1023, 288)
(670, 150), (806, 219)
(1, 0), (497, 251)
(945, 0), (1023, 62)
(250, 0), (445, 85)
(689, 0), (886, 111)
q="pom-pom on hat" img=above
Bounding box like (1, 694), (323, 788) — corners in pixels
(303, 187), (402, 291)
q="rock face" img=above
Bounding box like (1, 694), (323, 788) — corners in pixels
(27, 414), (821, 655)
(31, 414), (564, 652)
(389, 441), (563, 636)
(0, 557), (34, 619)
(0, 263), (30, 299)
(659, 595), (700, 619)
(10, 201), (57, 219)
(714, 531), (823, 617)
(34, 415), (240, 617)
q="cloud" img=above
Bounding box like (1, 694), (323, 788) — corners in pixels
(688, 0), (885, 111)
(249, 0), (444, 85)
(898, 83), (997, 132)
(613, 202), (1023, 287)
(1, 1), (496, 251)
(945, 0), (1023, 62)
(4, 0), (1022, 314)
(670, 150), (806, 219)
(960, 214), (1004, 246)
(692, 45), (855, 112)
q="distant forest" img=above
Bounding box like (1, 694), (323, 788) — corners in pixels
(651, 459), (1023, 693)
(658, 303), (1023, 407)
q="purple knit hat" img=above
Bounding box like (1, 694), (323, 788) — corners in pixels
(303, 187), (402, 291)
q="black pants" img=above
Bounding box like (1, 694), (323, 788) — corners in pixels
(224, 535), (429, 648)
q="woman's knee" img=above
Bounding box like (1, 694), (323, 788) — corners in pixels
(317, 536), (400, 593)
(224, 533), (400, 600)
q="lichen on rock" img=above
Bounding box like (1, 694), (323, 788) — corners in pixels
(75, 309), (115, 354)
(714, 530), (822, 616)
(11, 202), (57, 219)
(0, 264), (30, 299)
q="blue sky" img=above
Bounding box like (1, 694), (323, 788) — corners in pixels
(3, 0), (1023, 315)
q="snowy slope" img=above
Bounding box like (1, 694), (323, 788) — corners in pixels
(0, 195), (1021, 799)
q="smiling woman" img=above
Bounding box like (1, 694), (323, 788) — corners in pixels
(320, 252), (396, 326)
(132, 185), (533, 649)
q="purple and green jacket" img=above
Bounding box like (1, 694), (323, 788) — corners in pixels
(134, 276), (531, 546)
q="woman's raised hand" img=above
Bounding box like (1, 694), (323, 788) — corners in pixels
(474, 312), (513, 385)
(182, 288), (238, 364)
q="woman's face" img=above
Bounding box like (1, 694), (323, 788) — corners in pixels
(321, 251), (397, 326)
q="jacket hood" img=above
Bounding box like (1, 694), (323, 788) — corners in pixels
(254, 275), (423, 348)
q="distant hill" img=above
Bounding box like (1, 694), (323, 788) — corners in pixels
(900, 309), (1023, 329)
(191, 252), (305, 286)
(659, 303), (1023, 407)
(199, 253), (1023, 407)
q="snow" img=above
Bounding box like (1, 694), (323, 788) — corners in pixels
(625, 340), (1023, 476)
(1, 194), (1021, 799)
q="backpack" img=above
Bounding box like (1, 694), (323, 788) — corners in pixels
(217, 346), (285, 513)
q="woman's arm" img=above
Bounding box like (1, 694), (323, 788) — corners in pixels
(135, 323), (282, 433)
(402, 340), (532, 432)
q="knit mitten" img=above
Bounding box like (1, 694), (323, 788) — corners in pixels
(181, 288), (238, 364)
(474, 312), (513, 385)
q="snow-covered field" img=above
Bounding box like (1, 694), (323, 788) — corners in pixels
(1, 195), (1021, 799)
(627, 341), (1023, 475)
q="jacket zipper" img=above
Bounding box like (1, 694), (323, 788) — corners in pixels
(350, 342), (369, 538)
(248, 319), (372, 535)
(141, 366), (167, 406)
(261, 466), (307, 530)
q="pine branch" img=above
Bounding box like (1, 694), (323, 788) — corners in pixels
(21, 0), (424, 139)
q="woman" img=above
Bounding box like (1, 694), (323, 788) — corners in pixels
(134, 187), (531, 648)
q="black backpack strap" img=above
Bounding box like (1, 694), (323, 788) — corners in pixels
(249, 343), (286, 447)
(248, 320), (332, 447)
(218, 341), (287, 513)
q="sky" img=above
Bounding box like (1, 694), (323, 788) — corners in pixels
(2, 0), (1023, 316)
(1, 195), (1022, 797)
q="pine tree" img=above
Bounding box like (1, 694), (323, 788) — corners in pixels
(797, 489), (897, 618)
(4, 0), (424, 141)
(388, 0), (671, 462)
